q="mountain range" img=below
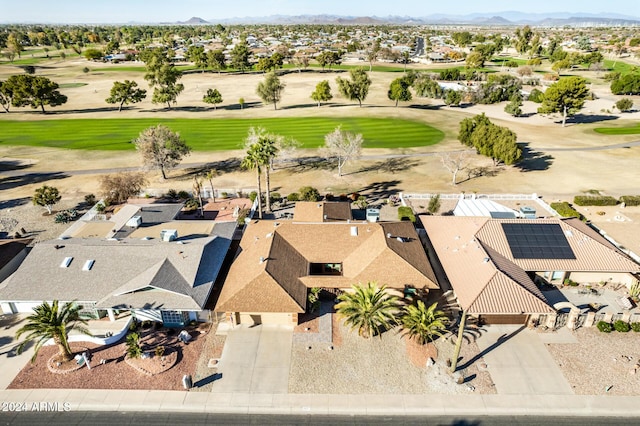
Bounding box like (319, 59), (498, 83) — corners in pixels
(180, 11), (640, 26)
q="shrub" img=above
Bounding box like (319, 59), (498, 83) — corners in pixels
(620, 195), (640, 206)
(505, 60), (519, 68)
(166, 189), (178, 200)
(184, 198), (199, 211)
(220, 191), (228, 199)
(126, 332), (142, 358)
(177, 190), (191, 200)
(249, 191), (258, 202)
(84, 193), (96, 205)
(613, 320), (630, 333)
(616, 98), (634, 112)
(95, 202), (106, 213)
(563, 278), (578, 287)
(287, 192), (300, 202)
(299, 186), (320, 202)
(631, 322), (640, 332)
(550, 202), (582, 220)
(54, 209), (79, 224)
(428, 194), (441, 214)
(528, 88), (544, 103)
(527, 58), (542, 66)
(270, 192), (281, 203)
(573, 195), (618, 206)
(155, 345), (165, 357)
(236, 208), (249, 225)
(596, 321), (612, 333)
(398, 206), (416, 222)
(355, 195), (368, 209)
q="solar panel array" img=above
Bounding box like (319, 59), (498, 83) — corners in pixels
(501, 223), (576, 260)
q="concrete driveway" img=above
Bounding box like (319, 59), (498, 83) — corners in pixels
(472, 325), (574, 395)
(210, 324), (293, 394)
(0, 314), (34, 389)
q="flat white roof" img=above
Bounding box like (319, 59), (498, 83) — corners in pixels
(453, 199), (518, 218)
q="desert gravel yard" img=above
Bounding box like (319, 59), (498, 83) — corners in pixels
(546, 327), (640, 396)
(288, 316), (495, 394)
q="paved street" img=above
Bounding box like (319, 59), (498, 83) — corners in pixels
(210, 324), (293, 394)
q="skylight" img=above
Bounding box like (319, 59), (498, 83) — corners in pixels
(60, 257), (73, 268)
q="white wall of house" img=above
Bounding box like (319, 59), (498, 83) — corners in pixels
(568, 272), (637, 287)
(237, 312), (293, 326)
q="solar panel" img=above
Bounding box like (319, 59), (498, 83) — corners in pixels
(502, 223), (575, 260)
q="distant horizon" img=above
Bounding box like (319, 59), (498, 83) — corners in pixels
(2, 0), (639, 24)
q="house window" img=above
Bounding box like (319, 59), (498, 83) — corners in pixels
(161, 310), (189, 326)
(309, 263), (343, 276)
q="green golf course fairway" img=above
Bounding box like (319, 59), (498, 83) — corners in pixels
(0, 117), (445, 151)
(594, 124), (640, 135)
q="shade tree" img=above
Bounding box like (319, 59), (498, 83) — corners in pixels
(33, 185), (61, 214)
(537, 76), (589, 127)
(142, 48), (184, 109)
(256, 72), (285, 110)
(322, 126), (363, 177)
(105, 80), (147, 112)
(311, 80), (332, 107)
(133, 125), (191, 179)
(336, 67), (371, 107)
(203, 88), (223, 110)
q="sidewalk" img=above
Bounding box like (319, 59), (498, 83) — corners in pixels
(1, 389), (639, 416)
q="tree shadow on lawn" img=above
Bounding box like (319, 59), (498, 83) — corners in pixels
(357, 180), (402, 202)
(565, 114), (618, 125)
(0, 172), (68, 191)
(352, 158), (421, 175)
(0, 197), (30, 210)
(177, 158), (242, 179)
(515, 143), (554, 172)
(0, 160), (33, 173)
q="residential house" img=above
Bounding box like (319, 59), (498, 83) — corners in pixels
(420, 216), (640, 325)
(216, 218), (439, 326)
(0, 203), (234, 329)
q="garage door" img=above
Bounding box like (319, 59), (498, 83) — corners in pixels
(480, 314), (528, 325)
(239, 312), (292, 325)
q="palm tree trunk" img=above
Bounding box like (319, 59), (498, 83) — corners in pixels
(264, 167), (271, 212)
(256, 164), (263, 219)
(450, 310), (467, 373)
(54, 335), (72, 362)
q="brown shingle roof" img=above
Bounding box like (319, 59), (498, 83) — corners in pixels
(293, 201), (352, 222)
(216, 220), (438, 313)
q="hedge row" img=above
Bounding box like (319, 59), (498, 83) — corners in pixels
(573, 195), (618, 206)
(550, 202), (583, 219)
(620, 195), (640, 206)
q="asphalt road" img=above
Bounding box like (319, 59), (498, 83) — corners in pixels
(1, 412), (639, 426)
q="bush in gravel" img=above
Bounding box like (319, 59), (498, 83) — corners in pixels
(299, 186), (320, 202)
(631, 322), (640, 332)
(613, 320), (631, 333)
(287, 192), (300, 202)
(126, 332), (142, 358)
(84, 193), (96, 205)
(620, 195), (640, 206)
(596, 321), (612, 333)
(550, 202), (583, 220)
(573, 195), (618, 206)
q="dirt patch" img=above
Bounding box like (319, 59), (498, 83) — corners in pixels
(547, 327), (640, 395)
(9, 326), (206, 390)
(404, 335), (438, 368)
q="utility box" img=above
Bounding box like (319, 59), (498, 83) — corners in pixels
(160, 229), (178, 242)
(520, 206), (536, 219)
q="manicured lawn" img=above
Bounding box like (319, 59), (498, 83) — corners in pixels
(604, 60), (638, 75)
(489, 57), (528, 66)
(0, 117), (445, 151)
(59, 83), (88, 88)
(594, 124), (640, 135)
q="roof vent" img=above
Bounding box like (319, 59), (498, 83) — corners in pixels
(160, 229), (178, 242)
(259, 256), (265, 264)
(266, 232), (273, 238)
(483, 257), (490, 263)
(60, 257), (73, 268)
(387, 232), (392, 239)
(565, 230), (573, 237)
(82, 259), (95, 271)
(396, 237), (406, 243)
(350, 226), (358, 236)
(141, 236), (151, 241)
(126, 216), (142, 228)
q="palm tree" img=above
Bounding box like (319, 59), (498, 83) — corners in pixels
(241, 142), (264, 219)
(15, 300), (92, 363)
(335, 282), (399, 338)
(204, 169), (218, 202)
(401, 300), (449, 345)
(257, 135), (278, 213)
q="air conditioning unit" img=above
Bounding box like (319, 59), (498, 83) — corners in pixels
(160, 229), (178, 242)
(126, 216), (142, 228)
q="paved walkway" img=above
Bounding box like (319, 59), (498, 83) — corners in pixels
(210, 324), (293, 394)
(0, 314), (35, 390)
(292, 302), (332, 344)
(474, 325), (574, 395)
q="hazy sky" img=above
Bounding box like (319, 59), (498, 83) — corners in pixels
(3, 0), (639, 23)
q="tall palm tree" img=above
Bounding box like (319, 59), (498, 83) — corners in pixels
(15, 300), (92, 363)
(401, 300), (449, 345)
(336, 282), (399, 338)
(241, 143), (264, 219)
(257, 135), (278, 213)
(204, 169), (218, 202)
